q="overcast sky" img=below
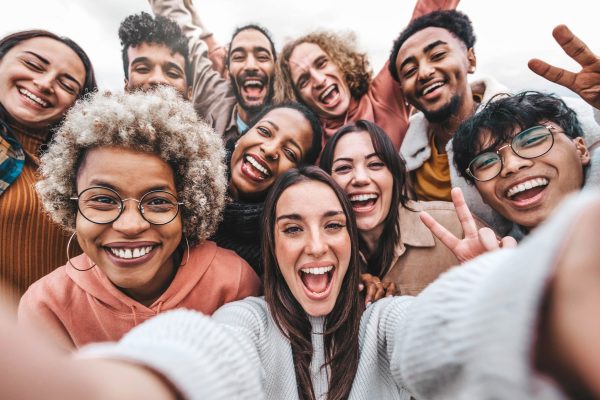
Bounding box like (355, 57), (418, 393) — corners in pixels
(2, 0), (598, 98)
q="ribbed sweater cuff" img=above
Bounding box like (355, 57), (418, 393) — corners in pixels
(78, 309), (263, 400)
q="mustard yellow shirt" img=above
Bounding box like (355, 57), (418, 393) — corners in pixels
(413, 133), (451, 201)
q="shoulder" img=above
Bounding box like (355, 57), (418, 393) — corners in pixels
(213, 297), (270, 334)
(19, 264), (78, 315)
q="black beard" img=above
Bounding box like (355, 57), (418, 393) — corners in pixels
(420, 95), (461, 124)
(230, 74), (274, 116)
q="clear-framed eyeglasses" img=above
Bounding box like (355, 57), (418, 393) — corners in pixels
(466, 125), (559, 182)
(70, 186), (184, 225)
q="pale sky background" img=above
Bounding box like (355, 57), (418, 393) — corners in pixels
(1, 0), (598, 98)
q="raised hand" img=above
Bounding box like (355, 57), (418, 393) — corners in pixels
(420, 187), (517, 263)
(528, 25), (600, 110)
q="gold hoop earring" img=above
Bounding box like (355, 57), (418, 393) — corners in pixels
(179, 235), (191, 267)
(66, 232), (95, 272)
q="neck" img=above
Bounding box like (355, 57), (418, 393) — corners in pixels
(360, 223), (384, 256)
(237, 106), (258, 125)
(121, 255), (178, 307)
(430, 94), (477, 153)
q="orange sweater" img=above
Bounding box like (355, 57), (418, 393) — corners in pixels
(18, 241), (260, 349)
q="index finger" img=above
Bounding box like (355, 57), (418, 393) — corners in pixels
(450, 187), (478, 237)
(420, 211), (460, 250)
(552, 25), (598, 69)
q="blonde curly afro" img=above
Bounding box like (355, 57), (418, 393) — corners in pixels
(36, 86), (227, 246)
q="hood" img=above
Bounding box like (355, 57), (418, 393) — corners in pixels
(66, 241), (218, 317)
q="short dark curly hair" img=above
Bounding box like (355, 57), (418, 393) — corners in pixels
(118, 12), (191, 86)
(453, 91), (584, 184)
(389, 10), (476, 82)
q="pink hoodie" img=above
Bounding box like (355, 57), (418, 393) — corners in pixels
(18, 241), (260, 349)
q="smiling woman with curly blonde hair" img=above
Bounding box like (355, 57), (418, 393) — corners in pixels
(274, 0), (458, 151)
(18, 87), (260, 349)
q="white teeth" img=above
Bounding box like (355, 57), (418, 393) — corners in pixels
(244, 79), (263, 88)
(421, 82), (444, 96)
(506, 177), (549, 198)
(245, 155), (271, 176)
(19, 88), (49, 107)
(318, 85), (336, 102)
(300, 265), (334, 275)
(109, 246), (153, 259)
(349, 193), (378, 202)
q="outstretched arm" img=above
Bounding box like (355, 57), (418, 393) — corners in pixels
(420, 187), (516, 263)
(529, 25), (600, 110)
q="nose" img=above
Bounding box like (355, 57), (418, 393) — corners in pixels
(111, 201), (150, 236)
(499, 148), (533, 178)
(351, 165), (370, 186)
(417, 61), (435, 81)
(33, 73), (54, 94)
(147, 68), (170, 85)
(305, 229), (328, 258)
(244, 54), (259, 71)
(310, 69), (326, 88)
(260, 139), (280, 161)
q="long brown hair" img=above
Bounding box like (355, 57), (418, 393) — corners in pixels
(320, 120), (410, 277)
(262, 166), (363, 400)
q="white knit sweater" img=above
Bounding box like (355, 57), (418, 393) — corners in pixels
(81, 191), (600, 400)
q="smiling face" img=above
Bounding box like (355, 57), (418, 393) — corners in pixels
(125, 42), (191, 99)
(394, 27), (475, 123)
(330, 131), (393, 238)
(288, 42), (351, 120)
(75, 146), (183, 304)
(274, 180), (350, 317)
(0, 36), (85, 129)
(229, 107), (314, 201)
(228, 29), (275, 113)
(474, 122), (590, 230)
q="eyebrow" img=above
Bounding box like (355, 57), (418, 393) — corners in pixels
(398, 40), (448, 70)
(263, 120), (305, 159)
(332, 152), (379, 164)
(276, 210), (344, 222)
(24, 50), (83, 90)
(85, 180), (172, 194)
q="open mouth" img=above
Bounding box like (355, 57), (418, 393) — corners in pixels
(108, 245), (156, 260)
(349, 193), (378, 212)
(241, 78), (266, 101)
(241, 154), (272, 182)
(419, 81), (445, 97)
(299, 265), (335, 295)
(505, 177), (549, 203)
(19, 87), (50, 108)
(318, 84), (340, 106)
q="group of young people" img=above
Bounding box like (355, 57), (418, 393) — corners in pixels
(1, 0), (600, 398)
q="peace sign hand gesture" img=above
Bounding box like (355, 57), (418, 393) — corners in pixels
(420, 187), (517, 263)
(529, 25), (600, 110)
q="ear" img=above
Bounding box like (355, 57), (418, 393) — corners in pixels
(467, 48), (477, 74)
(185, 86), (193, 101)
(123, 78), (130, 92)
(574, 137), (591, 166)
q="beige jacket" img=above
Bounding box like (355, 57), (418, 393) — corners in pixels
(381, 200), (476, 296)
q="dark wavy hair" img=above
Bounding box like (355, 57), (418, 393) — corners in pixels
(320, 120), (410, 277)
(0, 29), (97, 134)
(453, 91), (585, 184)
(262, 166), (362, 400)
(243, 101), (323, 165)
(389, 10), (476, 81)
(118, 12), (191, 86)
(227, 24), (277, 66)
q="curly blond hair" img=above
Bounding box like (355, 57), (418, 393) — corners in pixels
(275, 31), (372, 105)
(36, 87), (226, 246)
